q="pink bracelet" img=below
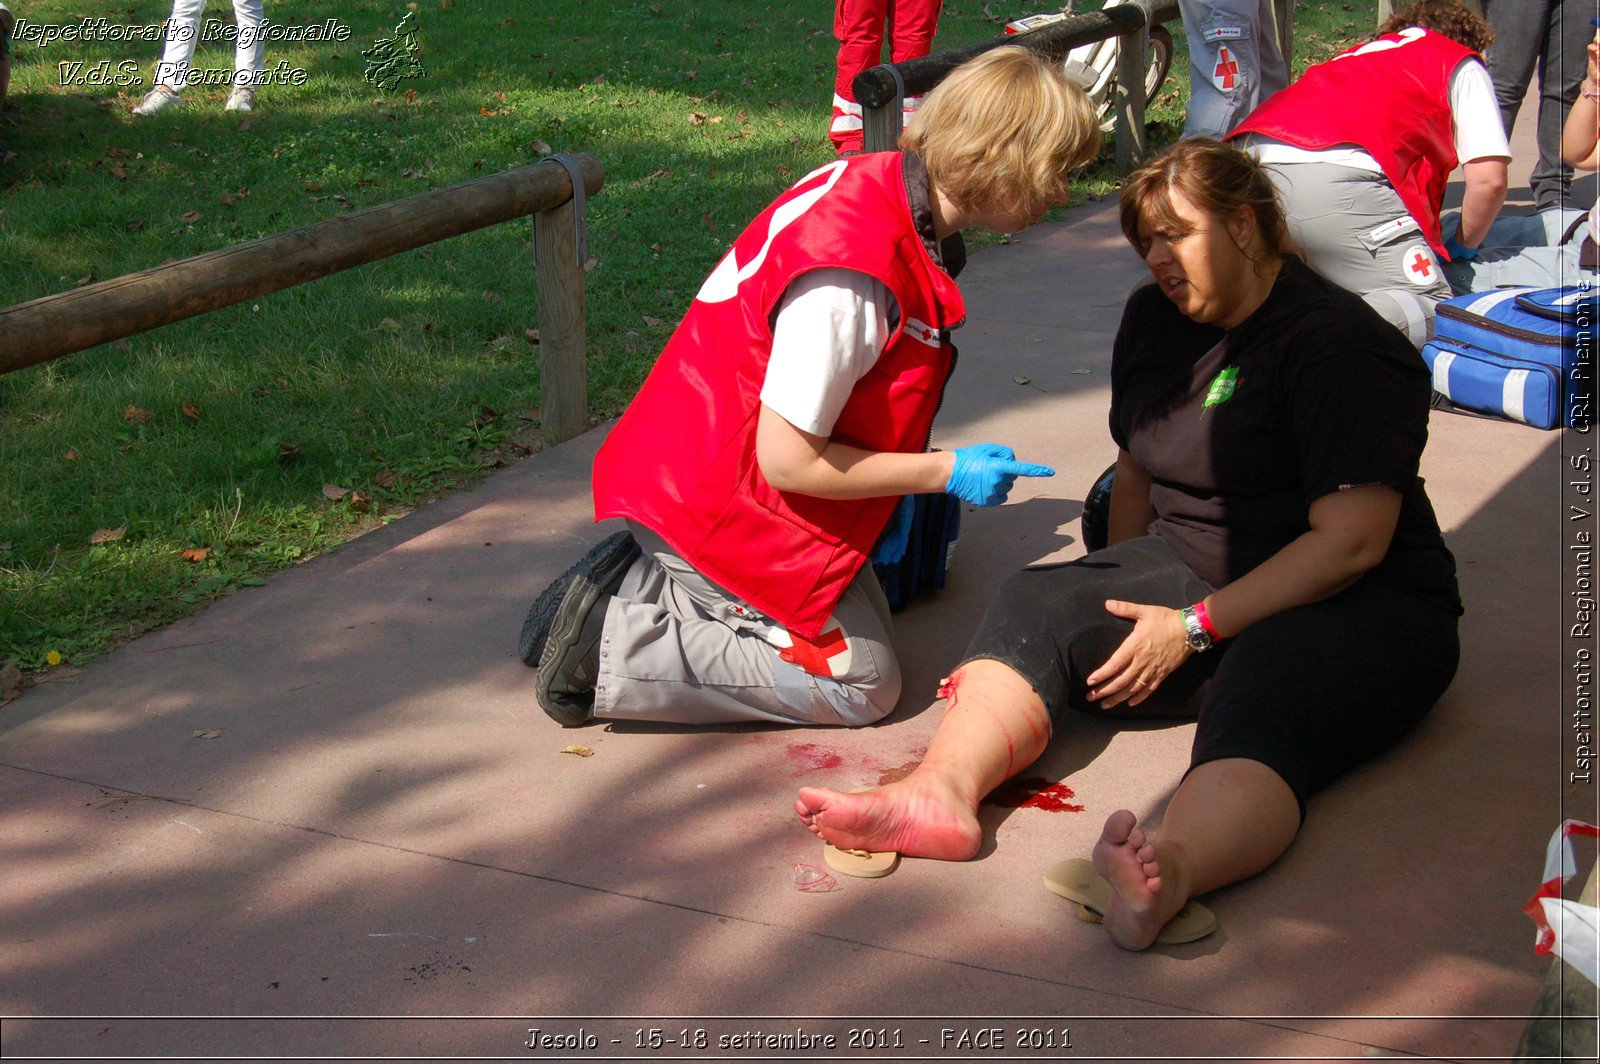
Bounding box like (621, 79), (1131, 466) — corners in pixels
(1583, 81), (1600, 100)
(1192, 599), (1220, 640)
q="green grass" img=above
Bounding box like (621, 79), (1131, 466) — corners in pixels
(0, 0), (1364, 676)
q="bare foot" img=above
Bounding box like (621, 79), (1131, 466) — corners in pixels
(794, 775), (982, 861)
(1091, 809), (1188, 950)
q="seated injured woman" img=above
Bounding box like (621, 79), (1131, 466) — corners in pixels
(795, 138), (1464, 950)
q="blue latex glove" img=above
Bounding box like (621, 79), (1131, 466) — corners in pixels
(1444, 235), (1478, 262)
(945, 443), (1055, 507)
(872, 494), (916, 565)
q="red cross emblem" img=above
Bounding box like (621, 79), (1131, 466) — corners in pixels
(920, 326), (936, 342)
(1402, 243), (1437, 285)
(1214, 47), (1239, 89)
(778, 626), (849, 678)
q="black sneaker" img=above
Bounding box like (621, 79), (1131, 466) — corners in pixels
(535, 577), (613, 726)
(517, 530), (639, 667)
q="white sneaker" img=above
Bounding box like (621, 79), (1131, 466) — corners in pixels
(132, 87), (182, 115)
(224, 86), (255, 112)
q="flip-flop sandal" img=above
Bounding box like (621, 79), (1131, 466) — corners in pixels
(824, 843), (899, 878)
(1042, 858), (1217, 945)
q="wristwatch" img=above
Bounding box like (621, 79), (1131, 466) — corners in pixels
(1180, 605), (1214, 652)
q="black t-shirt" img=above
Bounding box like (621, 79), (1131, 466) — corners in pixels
(1109, 259), (1462, 615)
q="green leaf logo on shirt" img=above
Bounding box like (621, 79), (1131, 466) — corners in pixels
(1202, 365), (1240, 416)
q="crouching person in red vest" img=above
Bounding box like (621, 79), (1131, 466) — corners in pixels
(518, 47), (1100, 729)
(1224, 0), (1510, 347)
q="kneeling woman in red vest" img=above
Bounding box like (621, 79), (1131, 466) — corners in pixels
(520, 47), (1101, 728)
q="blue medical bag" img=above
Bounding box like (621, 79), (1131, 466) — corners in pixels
(1421, 285), (1595, 429)
(872, 492), (961, 612)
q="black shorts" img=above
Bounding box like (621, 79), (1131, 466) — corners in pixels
(959, 536), (1461, 813)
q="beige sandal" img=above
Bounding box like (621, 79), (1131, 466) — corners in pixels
(1042, 858), (1217, 944)
(823, 843), (899, 879)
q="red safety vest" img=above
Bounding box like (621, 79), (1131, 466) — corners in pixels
(593, 152), (965, 638)
(1228, 28), (1475, 255)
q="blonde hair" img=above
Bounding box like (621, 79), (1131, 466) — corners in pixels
(901, 46), (1101, 219)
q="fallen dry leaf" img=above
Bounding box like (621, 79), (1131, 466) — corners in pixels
(62, 448), (80, 461)
(688, 111), (707, 125)
(375, 469), (397, 489)
(524, 328), (540, 344)
(642, 315), (662, 327)
(89, 527), (126, 545)
(321, 484), (351, 501)
(346, 490), (372, 512)
(561, 744), (595, 757)
(181, 400), (200, 419)
(180, 547), (211, 562)
(180, 210), (201, 223)
(1013, 375), (1031, 386)
(124, 404), (155, 425)
(276, 442), (300, 459)
(191, 728), (222, 740)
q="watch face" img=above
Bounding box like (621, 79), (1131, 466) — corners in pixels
(1188, 629), (1213, 651)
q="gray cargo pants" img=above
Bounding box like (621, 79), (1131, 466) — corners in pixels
(1263, 160), (1453, 346)
(590, 522), (902, 726)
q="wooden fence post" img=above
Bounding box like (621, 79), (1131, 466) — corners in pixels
(1115, 17), (1149, 175)
(862, 64), (906, 154)
(534, 196), (587, 446)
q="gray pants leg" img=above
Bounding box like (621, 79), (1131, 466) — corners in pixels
(1484, 0), (1589, 208)
(1440, 206), (1594, 291)
(1265, 161), (1453, 346)
(592, 522), (902, 726)
(1178, 0), (1290, 139)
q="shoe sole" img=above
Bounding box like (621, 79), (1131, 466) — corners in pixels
(534, 572), (609, 727)
(518, 530), (638, 667)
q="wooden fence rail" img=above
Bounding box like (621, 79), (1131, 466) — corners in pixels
(0, 151), (605, 444)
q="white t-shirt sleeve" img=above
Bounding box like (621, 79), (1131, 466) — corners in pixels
(759, 268), (899, 437)
(1449, 58), (1512, 163)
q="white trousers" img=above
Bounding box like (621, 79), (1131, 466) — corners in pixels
(154, 0), (264, 90)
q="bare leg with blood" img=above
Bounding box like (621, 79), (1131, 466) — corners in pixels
(795, 659), (1049, 860)
(794, 656), (1302, 952)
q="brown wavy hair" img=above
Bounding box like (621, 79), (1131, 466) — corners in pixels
(1119, 138), (1300, 273)
(1380, 0), (1494, 52)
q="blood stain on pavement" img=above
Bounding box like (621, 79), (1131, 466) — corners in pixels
(786, 742), (844, 773)
(984, 775), (1084, 812)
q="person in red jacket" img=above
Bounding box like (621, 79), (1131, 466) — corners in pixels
(519, 47), (1100, 729)
(831, 0), (943, 155)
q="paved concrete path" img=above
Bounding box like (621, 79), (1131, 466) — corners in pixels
(0, 120), (1591, 1059)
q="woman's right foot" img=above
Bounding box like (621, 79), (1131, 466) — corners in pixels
(794, 775), (982, 861)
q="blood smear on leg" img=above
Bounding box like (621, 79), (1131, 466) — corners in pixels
(984, 775), (1084, 812)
